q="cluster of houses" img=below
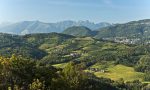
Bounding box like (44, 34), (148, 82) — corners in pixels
(88, 68), (107, 73)
(114, 37), (141, 44)
(70, 53), (81, 58)
(102, 37), (141, 44)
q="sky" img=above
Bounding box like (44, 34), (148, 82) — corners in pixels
(0, 0), (150, 23)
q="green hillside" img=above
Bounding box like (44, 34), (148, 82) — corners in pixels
(86, 63), (144, 82)
(62, 19), (150, 44)
(0, 32), (150, 83)
(95, 19), (150, 39)
(0, 33), (46, 59)
(0, 32), (149, 89)
(63, 26), (97, 37)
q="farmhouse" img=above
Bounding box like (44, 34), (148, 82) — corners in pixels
(88, 68), (106, 73)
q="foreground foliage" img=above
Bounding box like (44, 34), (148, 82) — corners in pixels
(0, 55), (149, 90)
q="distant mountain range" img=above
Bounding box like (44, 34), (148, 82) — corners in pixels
(0, 20), (111, 35)
(1, 19), (150, 41)
(63, 19), (150, 40)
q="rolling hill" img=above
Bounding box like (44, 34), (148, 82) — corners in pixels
(63, 26), (97, 37)
(61, 19), (150, 45)
(95, 19), (150, 39)
(0, 32), (149, 83)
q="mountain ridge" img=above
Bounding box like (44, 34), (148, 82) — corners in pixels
(0, 20), (111, 35)
(63, 19), (150, 40)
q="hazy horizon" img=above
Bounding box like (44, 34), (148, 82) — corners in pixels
(1, 18), (150, 25)
(0, 0), (150, 23)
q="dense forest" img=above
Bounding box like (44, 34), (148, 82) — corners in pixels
(0, 32), (150, 89)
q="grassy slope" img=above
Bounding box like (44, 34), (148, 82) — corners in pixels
(23, 33), (149, 82)
(54, 62), (145, 82)
(86, 63), (144, 82)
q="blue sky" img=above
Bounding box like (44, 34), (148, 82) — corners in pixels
(0, 0), (150, 23)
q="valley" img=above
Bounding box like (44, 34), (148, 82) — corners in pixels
(1, 0), (150, 89)
(0, 32), (149, 82)
(0, 19), (150, 89)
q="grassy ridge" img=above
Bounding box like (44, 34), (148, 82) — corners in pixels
(86, 63), (144, 82)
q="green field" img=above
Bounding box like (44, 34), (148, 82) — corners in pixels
(86, 63), (144, 82)
(54, 62), (145, 82)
